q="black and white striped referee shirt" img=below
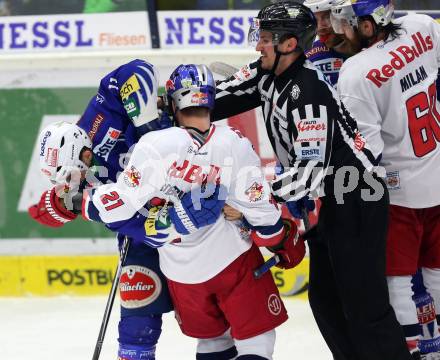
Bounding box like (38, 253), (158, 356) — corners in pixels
(213, 54), (378, 202)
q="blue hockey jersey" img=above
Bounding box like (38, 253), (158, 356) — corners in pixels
(77, 59), (170, 183)
(305, 39), (347, 87)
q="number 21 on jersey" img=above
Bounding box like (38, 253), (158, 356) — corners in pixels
(100, 191), (124, 211)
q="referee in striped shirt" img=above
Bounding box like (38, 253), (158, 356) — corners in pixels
(213, 2), (412, 359)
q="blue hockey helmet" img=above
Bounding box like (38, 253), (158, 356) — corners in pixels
(351, 0), (394, 26)
(166, 64), (216, 112)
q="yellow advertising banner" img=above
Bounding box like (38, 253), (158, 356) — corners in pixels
(0, 255), (117, 296)
(0, 255), (310, 299)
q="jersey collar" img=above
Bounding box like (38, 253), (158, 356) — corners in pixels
(184, 124), (216, 150)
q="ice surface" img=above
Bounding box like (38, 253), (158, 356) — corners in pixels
(0, 297), (332, 359)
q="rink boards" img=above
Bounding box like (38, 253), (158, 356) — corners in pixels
(0, 252), (310, 299)
(0, 78), (315, 299)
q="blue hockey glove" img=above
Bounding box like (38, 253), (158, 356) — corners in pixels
(169, 184), (227, 235)
(285, 197), (315, 219)
(108, 198), (179, 248)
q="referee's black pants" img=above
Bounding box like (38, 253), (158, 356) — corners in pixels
(308, 177), (412, 360)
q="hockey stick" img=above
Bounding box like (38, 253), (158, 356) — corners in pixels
(91, 137), (200, 360)
(209, 62), (238, 78)
(253, 207), (311, 279)
(92, 236), (130, 360)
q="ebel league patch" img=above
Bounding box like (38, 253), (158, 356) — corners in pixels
(386, 171), (401, 190)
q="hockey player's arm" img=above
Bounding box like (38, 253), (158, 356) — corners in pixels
(226, 136), (305, 268)
(83, 136), (168, 225)
(430, 17), (440, 96)
(116, 60), (171, 138)
(28, 186), (77, 228)
(428, 14), (440, 66)
(226, 135), (282, 229)
(213, 61), (263, 120)
(338, 66), (384, 161)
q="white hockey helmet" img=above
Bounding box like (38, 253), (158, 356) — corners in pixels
(331, 0), (358, 34)
(38, 121), (92, 184)
(303, 0), (337, 12)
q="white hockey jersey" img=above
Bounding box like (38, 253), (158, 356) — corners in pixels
(83, 124), (281, 283)
(338, 14), (440, 208)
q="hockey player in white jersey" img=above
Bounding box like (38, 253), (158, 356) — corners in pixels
(77, 64), (305, 360)
(336, 1), (440, 358)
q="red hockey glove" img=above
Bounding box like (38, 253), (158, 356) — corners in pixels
(251, 218), (305, 270)
(270, 218), (305, 269)
(28, 187), (77, 227)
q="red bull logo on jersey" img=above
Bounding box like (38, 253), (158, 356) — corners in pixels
(366, 31), (434, 88)
(119, 266), (161, 309)
(169, 160), (221, 185)
(245, 182), (264, 202)
(123, 165), (141, 188)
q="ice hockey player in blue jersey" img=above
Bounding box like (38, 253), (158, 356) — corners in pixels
(29, 59), (173, 360)
(303, 0), (355, 87)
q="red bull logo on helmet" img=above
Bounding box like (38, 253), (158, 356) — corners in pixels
(165, 79), (175, 92)
(191, 92), (208, 105)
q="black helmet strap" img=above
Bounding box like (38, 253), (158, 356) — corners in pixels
(271, 40), (298, 74)
(271, 50), (282, 74)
